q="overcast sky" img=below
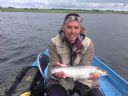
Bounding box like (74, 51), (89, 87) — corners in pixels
(0, 0), (128, 10)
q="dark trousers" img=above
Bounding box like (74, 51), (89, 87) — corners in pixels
(46, 82), (104, 96)
(73, 81), (104, 96)
(46, 84), (68, 96)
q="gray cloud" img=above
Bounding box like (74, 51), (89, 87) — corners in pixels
(77, 0), (128, 3)
(0, 0), (128, 11)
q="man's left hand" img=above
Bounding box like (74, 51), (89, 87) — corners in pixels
(88, 73), (99, 80)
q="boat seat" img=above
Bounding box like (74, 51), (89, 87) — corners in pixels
(38, 53), (49, 73)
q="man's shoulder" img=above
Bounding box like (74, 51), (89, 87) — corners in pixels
(85, 37), (92, 42)
(82, 37), (92, 47)
(51, 35), (60, 42)
(51, 35), (64, 46)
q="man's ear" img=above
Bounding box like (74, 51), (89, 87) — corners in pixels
(81, 25), (86, 34)
(59, 24), (65, 32)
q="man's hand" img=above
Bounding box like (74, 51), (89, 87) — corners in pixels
(52, 62), (67, 78)
(88, 73), (99, 80)
(56, 62), (67, 67)
(53, 71), (66, 78)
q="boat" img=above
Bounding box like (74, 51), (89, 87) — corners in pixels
(3, 49), (128, 96)
(32, 49), (128, 96)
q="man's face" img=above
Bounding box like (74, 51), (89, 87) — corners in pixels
(63, 21), (81, 43)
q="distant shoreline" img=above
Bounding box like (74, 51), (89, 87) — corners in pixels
(0, 8), (128, 14)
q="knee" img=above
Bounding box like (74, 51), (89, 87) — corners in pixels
(86, 88), (104, 96)
(46, 84), (68, 96)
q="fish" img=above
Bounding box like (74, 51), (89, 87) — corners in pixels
(51, 66), (107, 80)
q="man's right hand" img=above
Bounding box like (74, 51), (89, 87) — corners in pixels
(56, 62), (67, 67)
(52, 71), (66, 78)
(52, 62), (67, 78)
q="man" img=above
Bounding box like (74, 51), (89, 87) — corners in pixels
(47, 13), (103, 96)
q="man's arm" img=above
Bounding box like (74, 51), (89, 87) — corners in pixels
(80, 41), (99, 80)
(80, 40), (94, 66)
(48, 41), (67, 78)
(48, 41), (61, 66)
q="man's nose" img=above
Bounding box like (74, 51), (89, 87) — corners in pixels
(71, 28), (75, 33)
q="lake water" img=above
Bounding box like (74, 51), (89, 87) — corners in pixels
(0, 12), (128, 83)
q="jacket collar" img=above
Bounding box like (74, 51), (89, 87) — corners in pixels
(59, 31), (86, 51)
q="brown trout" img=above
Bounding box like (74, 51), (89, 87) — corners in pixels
(51, 66), (107, 80)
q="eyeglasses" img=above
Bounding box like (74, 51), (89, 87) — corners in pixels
(65, 15), (82, 22)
